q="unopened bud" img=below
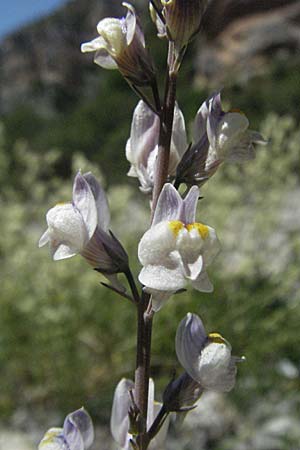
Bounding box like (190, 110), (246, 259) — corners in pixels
(163, 372), (203, 412)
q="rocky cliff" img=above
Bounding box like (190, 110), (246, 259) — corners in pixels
(0, 0), (300, 114)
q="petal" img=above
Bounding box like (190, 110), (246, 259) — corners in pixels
(38, 428), (67, 450)
(171, 102), (188, 160)
(139, 263), (186, 291)
(83, 172), (110, 231)
(46, 203), (88, 253)
(148, 289), (175, 312)
(64, 408), (94, 450)
(202, 226), (221, 266)
(63, 417), (84, 450)
(152, 183), (183, 226)
(193, 98), (210, 143)
(146, 378), (155, 429)
(175, 313), (208, 382)
(197, 341), (235, 391)
(207, 92), (224, 147)
(138, 222), (177, 265)
(94, 49), (118, 69)
(72, 172), (98, 239)
(181, 185), (200, 223)
(191, 269), (213, 293)
(39, 229), (50, 247)
(123, 2), (137, 45)
(183, 254), (203, 281)
(80, 36), (107, 53)
(52, 243), (77, 261)
(128, 101), (159, 169)
(110, 378), (134, 447)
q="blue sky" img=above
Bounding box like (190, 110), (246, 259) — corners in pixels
(0, 0), (67, 39)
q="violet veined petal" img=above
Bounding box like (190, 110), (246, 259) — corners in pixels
(123, 2), (137, 45)
(64, 408), (94, 450)
(129, 101), (159, 168)
(181, 185), (200, 223)
(63, 416), (84, 450)
(152, 183), (182, 226)
(175, 313), (208, 382)
(83, 172), (110, 231)
(72, 172), (97, 240)
(39, 229), (50, 247)
(193, 98), (209, 143)
(139, 264), (186, 291)
(191, 269), (213, 292)
(110, 378), (134, 448)
(207, 92), (224, 148)
(171, 102), (188, 160)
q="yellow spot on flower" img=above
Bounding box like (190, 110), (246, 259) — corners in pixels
(168, 220), (184, 236)
(55, 202), (67, 206)
(208, 332), (226, 345)
(186, 223), (209, 239)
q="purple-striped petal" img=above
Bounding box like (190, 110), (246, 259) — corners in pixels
(181, 185), (200, 223)
(83, 172), (110, 231)
(152, 183), (182, 226)
(176, 313), (208, 382)
(72, 172), (97, 239)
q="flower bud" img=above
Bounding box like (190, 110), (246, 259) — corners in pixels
(154, 0), (209, 52)
(176, 313), (244, 392)
(163, 372), (203, 412)
(81, 3), (155, 87)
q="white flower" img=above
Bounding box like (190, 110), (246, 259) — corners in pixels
(81, 3), (154, 86)
(138, 183), (220, 310)
(126, 100), (187, 193)
(196, 92), (267, 167)
(39, 408), (94, 450)
(39, 172), (128, 287)
(176, 313), (244, 392)
(110, 378), (169, 450)
(176, 92), (267, 186)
